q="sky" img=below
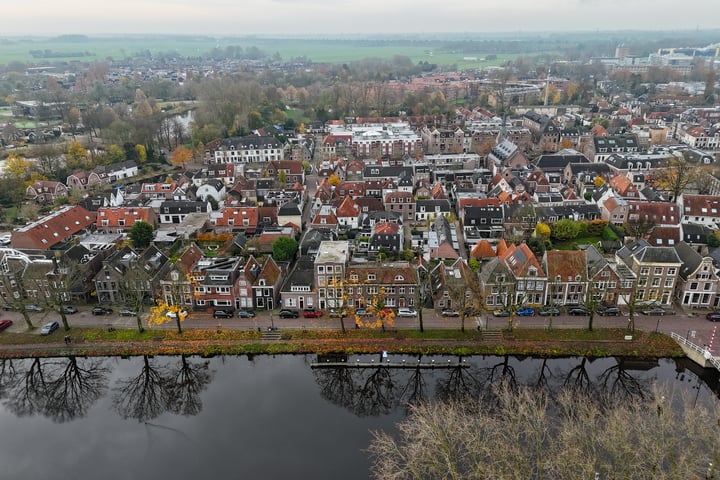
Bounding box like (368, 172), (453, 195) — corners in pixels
(3, 0), (719, 36)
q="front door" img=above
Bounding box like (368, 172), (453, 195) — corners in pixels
(299, 297), (304, 309)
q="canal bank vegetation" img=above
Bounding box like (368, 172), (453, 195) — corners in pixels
(368, 384), (720, 480)
(0, 327), (684, 359)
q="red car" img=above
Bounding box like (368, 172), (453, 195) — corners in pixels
(302, 308), (323, 318)
(0, 319), (13, 331)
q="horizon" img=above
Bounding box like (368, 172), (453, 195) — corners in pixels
(4, 0), (720, 37)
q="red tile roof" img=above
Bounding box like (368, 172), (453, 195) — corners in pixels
(11, 205), (95, 250)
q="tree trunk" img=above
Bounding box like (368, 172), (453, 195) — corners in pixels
(22, 312), (34, 329)
(175, 317), (182, 334)
(418, 309), (424, 333)
(60, 312), (70, 331)
(135, 314), (144, 333)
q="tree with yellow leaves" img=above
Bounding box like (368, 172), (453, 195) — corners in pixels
(170, 145), (193, 168)
(328, 173), (341, 186)
(147, 272), (196, 334)
(355, 286), (395, 332)
(3, 153), (34, 181)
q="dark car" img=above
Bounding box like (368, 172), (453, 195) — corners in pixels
(568, 306), (590, 316)
(517, 307), (536, 316)
(2, 304), (17, 311)
(92, 307), (113, 315)
(0, 319), (12, 331)
(597, 306), (621, 316)
(538, 306), (560, 316)
(278, 309), (300, 319)
(40, 321), (59, 335)
(706, 312), (720, 322)
(302, 308), (323, 318)
(62, 305), (78, 314)
(642, 307), (670, 316)
(213, 309), (234, 319)
(355, 308), (371, 317)
(237, 309), (256, 318)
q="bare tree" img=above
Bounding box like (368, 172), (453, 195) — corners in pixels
(368, 385), (720, 480)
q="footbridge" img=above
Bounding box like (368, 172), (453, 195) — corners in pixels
(670, 332), (720, 370)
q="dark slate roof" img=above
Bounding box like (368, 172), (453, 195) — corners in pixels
(538, 204), (601, 220)
(594, 135), (639, 151)
(160, 200), (206, 214)
(416, 199), (452, 211)
(363, 165), (414, 179)
(300, 228), (337, 255)
(278, 201), (302, 216)
(617, 239), (682, 265)
(535, 152), (590, 170)
(362, 210), (403, 226)
(280, 255), (315, 292)
(682, 223), (713, 244)
(674, 241), (703, 280)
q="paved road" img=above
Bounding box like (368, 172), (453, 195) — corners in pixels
(2, 307), (718, 351)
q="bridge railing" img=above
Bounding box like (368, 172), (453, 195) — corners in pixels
(670, 332), (720, 370)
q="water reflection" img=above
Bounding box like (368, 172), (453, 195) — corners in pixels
(313, 354), (720, 418)
(113, 355), (212, 422)
(0, 356), (108, 422)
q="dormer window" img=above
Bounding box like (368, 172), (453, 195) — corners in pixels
(394, 275), (404, 281)
(528, 267), (537, 277)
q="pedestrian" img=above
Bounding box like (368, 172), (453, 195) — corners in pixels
(64, 335), (71, 345)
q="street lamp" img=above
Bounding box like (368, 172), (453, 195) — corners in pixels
(655, 317), (661, 333)
(270, 312), (275, 331)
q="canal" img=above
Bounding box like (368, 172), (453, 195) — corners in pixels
(0, 354), (717, 480)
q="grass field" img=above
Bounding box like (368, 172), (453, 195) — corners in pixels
(0, 36), (553, 68)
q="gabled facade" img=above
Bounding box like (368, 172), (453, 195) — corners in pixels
(345, 261), (418, 309)
(252, 256), (283, 310)
(675, 241), (720, 309)
(542, 250), (587, 306)
(280, 256), (317, 310)
(26, 180), (69, 204)
(617, 239), (682, 306)
(192, 257), (243, 310)
(585, 245), (636, 306)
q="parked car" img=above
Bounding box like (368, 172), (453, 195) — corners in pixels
(516, 307), (535, 316)
(441, 309), (460, 317)
(493, 309), (510, 317)
(92, 307), (113, 315)
(538, 306), (560, 316)
(278, 309), (299, 319)
(237, 309), (256, 318)
(642, 307), (670, 316)
(166, 309), (188, 319)
(597, 306), (621, 316)
(328, 309), (346, 318)
(1, 304), (17, 311)
(568, 306), (590, 316)
(119, 309), (137, 317)
(397, 307), (418, 317)
(302, 308), (323, 318)
(355, 308), (371, 317)
(26, 304), (44, 312)
(0, 319), (12, 331)
(40, 321), (59, 335)
(213, 309), (234, 319)
(61, 305), (78, 314)
(706, 312), (720, 322)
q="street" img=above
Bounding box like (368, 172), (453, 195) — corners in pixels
(1, 306), (718, 352)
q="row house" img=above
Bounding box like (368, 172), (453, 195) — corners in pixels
(675, 241), (720, 309)
(335, 197), (361, 230)
(368, 222), (403, 259)
(591, 135), (640, 163)
(95, 245), (171, 306)
(415, 199), (452, 222)
(209, 206), (259, 234)
(251, 256), (283, 310)
(315, 241), (351, 311)
(585, 245), (636, 306)
(96, 207), (157, 233)
(627, 201), (680, 226)
(26, 180), (69, 204)
(479, 243), (547, 307)
(212, 135), (284, 164)
(608, 174), (641, 199)
(160, 246), (205, 310)
(676, 125), (720, 150)
(463, 205), (505, 243)
(190, 164), (238, 187)
(420, 127), (468, 154)
(141, 181), (181, 201)
(616, 239), (682, 306)
(265, 160), (306, 188)
(280, 256), (316, 310)
(345, 261), (418, 310)
(192, 257), (244, 311)
(158, 200), (208, 224)
(384, 191), (415, 221)
(11, 205), (95, 251)
(542, 250), (587, 306)
(236, 257), (261, 310)
(65, 161), (138, 192)
(335, 181), (367, 199)
(679, 194), (720, 229)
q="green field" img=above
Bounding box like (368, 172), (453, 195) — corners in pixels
(0, 36), (552, 68)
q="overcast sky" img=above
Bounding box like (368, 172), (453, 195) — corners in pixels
(4, 0), (719, 36)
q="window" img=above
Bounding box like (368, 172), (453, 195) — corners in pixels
(640, 268), (649, 276)
(601, 271), (610, 277)
(368, 274), (376, 281)
(664, 278), (673, 288)
(394, 275), (404, 281)
(654, 267), (663, 275)
(667, 267), (676, 275)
